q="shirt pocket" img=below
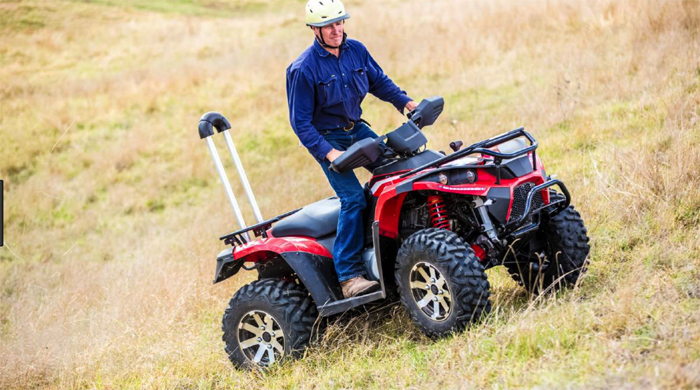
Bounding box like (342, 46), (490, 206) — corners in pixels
(352, 67), (370, 96)
(318, 75), (343, 107)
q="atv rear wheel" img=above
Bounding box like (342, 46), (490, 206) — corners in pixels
(506, 192), (591, 294)
(395, 228), (491, 338)
(222, 278), (318, 369)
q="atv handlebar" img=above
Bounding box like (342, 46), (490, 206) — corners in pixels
(331, 96), (445, 173)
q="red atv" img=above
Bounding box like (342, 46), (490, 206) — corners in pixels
(197, 96), (590, 369)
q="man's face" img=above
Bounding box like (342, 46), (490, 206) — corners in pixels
(314, 21), (344, 46)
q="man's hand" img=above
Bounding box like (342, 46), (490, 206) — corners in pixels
(326, 149), (343, 163)
(405, 100), (418, 112)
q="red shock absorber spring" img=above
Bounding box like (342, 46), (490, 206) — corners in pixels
(427, 195), (451, 230)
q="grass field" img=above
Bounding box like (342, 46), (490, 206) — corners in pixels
(1, 0), (699, 388)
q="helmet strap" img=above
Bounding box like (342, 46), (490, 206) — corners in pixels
(315, 31), (347, 49)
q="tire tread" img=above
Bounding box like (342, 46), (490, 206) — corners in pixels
(221, 278), (318, 369)
(395, 228), (491, 338)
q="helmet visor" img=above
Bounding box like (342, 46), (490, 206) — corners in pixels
(307, 13), (350, 27)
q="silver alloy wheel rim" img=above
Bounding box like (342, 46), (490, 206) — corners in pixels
(238, 310), (285, 366)
(409, 262), (452, 322)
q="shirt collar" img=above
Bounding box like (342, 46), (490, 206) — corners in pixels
(312, 37), (347, 58)
(313, 39), (330, 57)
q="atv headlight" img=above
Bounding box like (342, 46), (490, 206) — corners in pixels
(448, 169), (477, 185)
(465, 170), (476, 183)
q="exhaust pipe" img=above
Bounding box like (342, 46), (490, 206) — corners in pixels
(198, 112), (264, 241)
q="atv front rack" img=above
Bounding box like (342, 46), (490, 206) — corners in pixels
(401, 127), (538, 184)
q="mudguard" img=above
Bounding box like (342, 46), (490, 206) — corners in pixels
(213, 236), (343, 308)
(279, 252), (343, 306)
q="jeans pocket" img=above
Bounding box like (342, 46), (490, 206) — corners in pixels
(322, 132), (352, 152)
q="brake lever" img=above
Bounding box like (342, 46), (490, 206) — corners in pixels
(381, 147), (397, 158)
(375, 135), (396, 157)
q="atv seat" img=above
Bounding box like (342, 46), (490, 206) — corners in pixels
(271, 197), (340, 239)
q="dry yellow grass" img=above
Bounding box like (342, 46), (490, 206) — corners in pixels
(1, 0), (699, 388)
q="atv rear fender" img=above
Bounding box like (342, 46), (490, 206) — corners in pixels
(213, 236), (344, 306)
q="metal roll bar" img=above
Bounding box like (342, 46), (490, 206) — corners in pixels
(198, 112), (264, 242)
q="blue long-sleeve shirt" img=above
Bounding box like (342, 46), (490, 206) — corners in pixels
(286, 38), (412, 161)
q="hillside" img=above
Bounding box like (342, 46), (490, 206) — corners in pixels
(1, 0), (699, 388)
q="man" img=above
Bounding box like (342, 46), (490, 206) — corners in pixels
(286, 0), (418, 299)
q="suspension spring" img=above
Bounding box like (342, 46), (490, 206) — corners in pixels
(427, 195), (451, 230)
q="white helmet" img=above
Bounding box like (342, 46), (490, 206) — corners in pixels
(305, 0), (350, 27)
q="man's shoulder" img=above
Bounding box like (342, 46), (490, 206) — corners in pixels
(287, 45), (316, 75)
(345, 38), (368, 53)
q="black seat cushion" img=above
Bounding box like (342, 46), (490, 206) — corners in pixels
(271, 197), (341, 239)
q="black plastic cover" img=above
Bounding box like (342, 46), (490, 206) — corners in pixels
(503, 156), (535, 177)
(487, 187), (511, 223)
(483, 156), (535, 180)
(386, 121), (428, 154)
(330, 137), (384, 173)
(198, 111), (231, 139)
(213, 247), (242, 284)
(408, 96), (444, 129)
(374, 149), (443, 177)
(283, 252), (343, 307)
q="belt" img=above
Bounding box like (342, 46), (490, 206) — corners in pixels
(319, 119), (371, 135)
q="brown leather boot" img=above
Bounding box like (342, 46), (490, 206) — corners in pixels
(340, 276), (380, 299)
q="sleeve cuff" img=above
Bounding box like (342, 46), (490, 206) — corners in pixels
(315, 140), (334, 161)
(394, 94), (413, 114)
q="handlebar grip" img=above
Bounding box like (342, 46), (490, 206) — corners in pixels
(329, 137), (384, 173)
(330, 150), (370, 173)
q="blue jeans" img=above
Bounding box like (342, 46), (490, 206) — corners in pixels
(316, 122), (383, 282)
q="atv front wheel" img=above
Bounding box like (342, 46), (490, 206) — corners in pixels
(506, 192), (591, 294)
(222, 278), (318, 369)
(395, 228), (491, 338)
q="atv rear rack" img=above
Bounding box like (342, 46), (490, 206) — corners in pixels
(401, 127), (538, 184)
(219, 208), (301, 246)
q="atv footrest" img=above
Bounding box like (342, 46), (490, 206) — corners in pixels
(318, 290), (385, 317)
